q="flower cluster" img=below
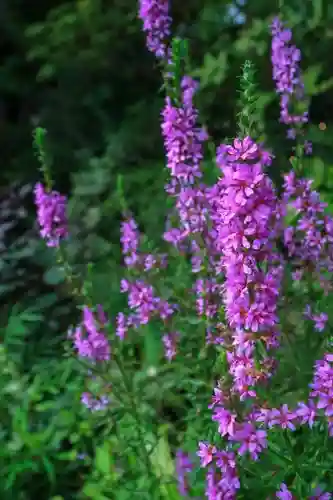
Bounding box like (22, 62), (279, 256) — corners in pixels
(161, 76), (213, 275)
(195, 278), (222, 319)
(81, 392), (109, 412)
(212, 137), (283, 398)
(120, 217), (140, 267)
(283, 170), (333, 286)
(162, 331), (179, 360)
(270, 17), (308, 127)
(175, 450), (193, 496)
(304, 305), (328, 332)
(120, 217), (167, 271)
(161, 76), (207, 191)
(310, 353), (333, 436)
(71, 305), (110, 362)
(120, 278), (176, 325)
(138, 0), (171, 59)
(34, 182), (68, 247)
(197, 443), (240, 499)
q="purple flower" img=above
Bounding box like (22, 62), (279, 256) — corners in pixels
(231, 423), (267, 460)
(121, 218), (140, 267)
(215, 450), (237, 475)
(287, 128), (297, 140)
(212, 407), (237, 438)
(162, 331), (179, 361)
(81, 392), (109, 411)
(116, 312), (128, 340)
(195, 278), (221, 319)
(317, 392), (333, 417)
(282, 172), (333, 286)
(310, 485), (332, 499)
(221, 136), (263, 163)
(213, 136), (283, 397)
(34, 182), (68, 247)
(276, 483), (293, 500)
(122, 280), (159, 323)
(296, 401), (317, 428)
(138, 0), (171, 59)
(163, 227), (189, 249)
(161, 77), (207, 190)
(270, 17), (308, 126)
(312, 313), (328, 332)
(209, 386), (230, 409)
(176, 187), (208, 233)
(215, 138), (281, 308)
(304, 140), (313, 155)
(120, 216), (167, 271)
(254, 407), (274, 427)
(205, 465), (240, 500)
(226, 342), (258, 400)
(269, 404), (298, 430)
(72, 306), (110, 362)
(176, 450), (193, 496)
(197, 442), (217, 468)
(310, 354), (333, 428)
(205, 325), (225, 346)
(292, 269), (303, 281)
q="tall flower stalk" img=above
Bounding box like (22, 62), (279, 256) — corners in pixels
(138, 0), (171, 59)
(29, 6), (333, 499)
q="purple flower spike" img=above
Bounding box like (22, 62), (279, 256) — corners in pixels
(81, 392), (109, 412)
(176, 450), (193, 496)
(72, 306), (110, 362)
(310, 353), (333, 432)
(270, 17), (308, 126)
(34, 182), (68, 247)
(139, 0), (171, 59)
(161, 77), (207, 191)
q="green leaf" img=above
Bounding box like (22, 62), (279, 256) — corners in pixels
(42, 456), (56, 485)
(82, 483), (108, 499)
(95, 442), (113, 477)
(149, 427), (181, 500)
(310, 157), (325, 188)
(150, 429), (174, 478)
(73, 168), (111, 196)
(20, 309), (44, 322)
(85, 235), (112, 257)
(5, 314), (27, 338)
(43, 266), (66, 285)
(143, 324), (163, 369)
(37, 64), (55, 81)
(302, 65), (333, 97)
(192, 51), (227, 88)
(309, 0), (322, 29)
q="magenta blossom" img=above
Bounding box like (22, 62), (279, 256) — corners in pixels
(276, 483), (293, 500)
(34, 182), (68, 247)
(197, 442), (217, 468)
(231, 423), (267, 460)
(71, 306), (110, 362)
(138, 0), (171, 59)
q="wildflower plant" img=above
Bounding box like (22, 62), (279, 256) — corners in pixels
(31, 3), (333, 499)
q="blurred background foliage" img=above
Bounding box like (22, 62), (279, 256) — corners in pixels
(1, 0), (333, 497)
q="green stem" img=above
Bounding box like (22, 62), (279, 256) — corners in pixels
(56, 246), (83, 299)
(113, 351), (155, 491)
